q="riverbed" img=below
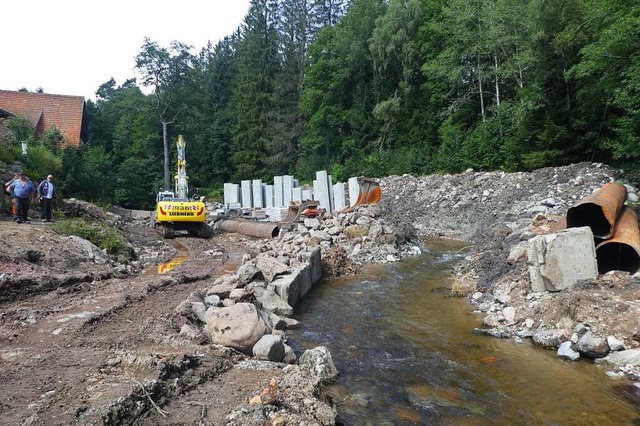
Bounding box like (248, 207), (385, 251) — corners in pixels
(288, 239), (640, 425)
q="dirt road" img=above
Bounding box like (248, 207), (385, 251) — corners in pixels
(0, 219), (287, 425)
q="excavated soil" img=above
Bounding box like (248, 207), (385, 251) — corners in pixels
(3, 161), (640, 424)
(0, 218), (289, 426)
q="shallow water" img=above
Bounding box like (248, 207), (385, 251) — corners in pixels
(288, 239), (640, 425)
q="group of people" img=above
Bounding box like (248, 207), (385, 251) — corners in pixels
(4, 172), (55, 224)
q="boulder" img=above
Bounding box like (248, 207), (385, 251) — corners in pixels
(527, 227), (598, 292)
(256, 254), (289, 283)
(299, 346), (338, 383)
(252, 334), (285, 362)
(204, 303), (271, 354)
(576, 331), (610, 358)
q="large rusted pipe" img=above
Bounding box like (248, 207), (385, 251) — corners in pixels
(595, 206), (640, 274)
(566, 182), (628, 239)
(218, 220), (280, 239)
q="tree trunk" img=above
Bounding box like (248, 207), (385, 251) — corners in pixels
(162, 120), (170, 191)
(478, 53), (486, 122)
(494, 54), (500, 107)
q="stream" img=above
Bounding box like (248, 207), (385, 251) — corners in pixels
(288, 239), (640, 425)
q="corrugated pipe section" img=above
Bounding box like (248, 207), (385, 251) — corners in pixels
(218, 220), (280, 239)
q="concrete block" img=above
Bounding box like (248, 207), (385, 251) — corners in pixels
(252, 179), (263, 208)
(302, 189), (313, 201)
(274, 176), (283, 207)
(527, 227), (598, 292)
(265, 185), (274, 208)
(224, 183), (240, 205)
(241, 180), (252, 208)
(333, 182), (346, 212)
(348, 177), (359, 207)
(293, 187), (302, 202)
(283, 175), (294, 206)
(315, 171), (332, 211)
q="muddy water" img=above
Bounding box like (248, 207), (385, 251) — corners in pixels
(288, 239), (640, 425)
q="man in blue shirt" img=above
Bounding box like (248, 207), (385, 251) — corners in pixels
(9, 173), (37, 224)
(37, 175), (55, 222)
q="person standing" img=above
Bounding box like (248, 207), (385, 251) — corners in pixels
(4, 172), (20, 221)
(37, 175), (56, 222)
(9, 173), (36, 224)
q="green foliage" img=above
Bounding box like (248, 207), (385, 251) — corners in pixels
(34, 0), (640, 211)
(24, 145), (62, 182)
(51, 218), (129, 256)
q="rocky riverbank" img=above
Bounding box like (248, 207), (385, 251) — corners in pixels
(2, 161), (639, 424)
(376, 162), (640, 382)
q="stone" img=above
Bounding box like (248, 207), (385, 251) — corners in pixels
(576, 331), (610, 358)
(608, 335), (626, 352)
(527, 227), (598, 292)
(557, 341), (580, 361)
(204, 303), (271, 354)
(252, 334), (285, 362)
(532, 328), (572, 349)
(255, 254), (289, 283)
(596, 348), (640, 367)
(299, 346), (338, 383)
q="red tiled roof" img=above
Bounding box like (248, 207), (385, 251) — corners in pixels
(0, 90), (86, 146)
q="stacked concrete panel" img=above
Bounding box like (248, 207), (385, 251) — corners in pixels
(293, 187), (302, 202)
(333, 182), (346, 212)
(252, 179), (263, 208)
(264, 207), (288, 222)
(315, 170), (333, 212)
(302, 189), (313, 201)
(283, 175), (294, 206)
(348, 177), (359, 207)
(241, 180), (252, 208)
(224, 183), (240, 206)
(265, 185), (274, 208)
(274, 176), (284, 207)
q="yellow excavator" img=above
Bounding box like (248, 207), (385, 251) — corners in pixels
(155, 135), (210, 239)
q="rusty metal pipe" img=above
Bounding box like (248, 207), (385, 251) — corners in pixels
(218, 219), (280, 239)
(595, 206), (640, 274)
(566, 182), (628, 239)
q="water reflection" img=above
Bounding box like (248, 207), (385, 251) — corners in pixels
(157, 255), (187, 274)
(288, 240), (640, 425)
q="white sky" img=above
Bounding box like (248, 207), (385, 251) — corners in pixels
(2, 0), (251, 101)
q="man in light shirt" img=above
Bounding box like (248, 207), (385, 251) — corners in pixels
(37, 175), (56, 222)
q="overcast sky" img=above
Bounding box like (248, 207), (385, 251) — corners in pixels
(2, 0), (251, 101)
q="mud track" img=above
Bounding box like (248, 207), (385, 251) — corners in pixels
(0, 222), (285, 425)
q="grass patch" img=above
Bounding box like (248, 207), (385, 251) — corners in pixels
(344, 225), (368, 239)
(51, 218), (129, 256)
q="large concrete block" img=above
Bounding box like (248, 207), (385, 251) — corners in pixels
(265, 185), (274, 208)
(527, 227), (598, 292)
(252, 179), (263, 208)
(283, 175), (294, 206)
(241, 180), (252, 208)
(315, 171), (332, 212)
(269, 247), (322, 308)
(302, 189), (313, 201)
(293, 187), (302, 203)
(224, 183), (240, 205)
(274, 176), (284, 207)
(333, 182), (346, 212)
(348, 177), (359, 207)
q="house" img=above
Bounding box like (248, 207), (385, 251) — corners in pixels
(0, 107), (16, 142)
(0, 90), (87, 146)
